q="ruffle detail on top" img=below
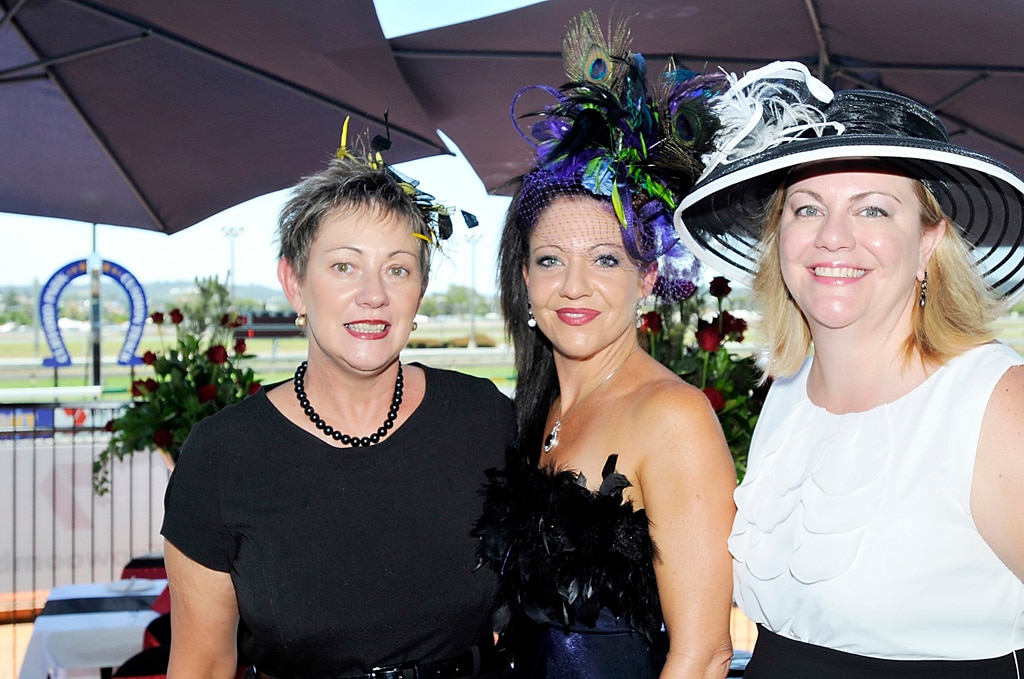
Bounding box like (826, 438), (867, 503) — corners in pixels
(473, 454), (662, 642)
(731, 391), (890, 586)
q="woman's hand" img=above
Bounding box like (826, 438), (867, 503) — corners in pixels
(165, 541), (241, 679)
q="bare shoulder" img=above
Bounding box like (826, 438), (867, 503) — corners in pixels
(987, 363), (1024, 409)
(622, 356), (732, 481)
(978, 363), (1024, 448)
(977, 362), (1024, 468)
(629, 357), (722, 439)
(625, 357), (735, 520)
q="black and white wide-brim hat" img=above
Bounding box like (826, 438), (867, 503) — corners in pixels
(674, 61), (1024, 302)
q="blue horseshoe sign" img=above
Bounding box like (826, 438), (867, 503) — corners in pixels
(39, 259), (149, 368)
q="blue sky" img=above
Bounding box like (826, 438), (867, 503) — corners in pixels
(0, 1), (544, 297)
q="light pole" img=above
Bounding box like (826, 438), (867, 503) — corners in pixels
(221, 225), (244, 302)
(465, 231), (482, 349)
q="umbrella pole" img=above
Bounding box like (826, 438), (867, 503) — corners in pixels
(89, 225), (102, 387)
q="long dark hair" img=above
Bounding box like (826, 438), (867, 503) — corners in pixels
(498, 178), (559, 462)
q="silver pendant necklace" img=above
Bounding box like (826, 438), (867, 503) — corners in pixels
(543, 346), (638, 453)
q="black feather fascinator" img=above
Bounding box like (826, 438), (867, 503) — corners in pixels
(336, 115), (477, 247)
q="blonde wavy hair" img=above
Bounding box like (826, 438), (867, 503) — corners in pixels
(753, 178), (1001, 378)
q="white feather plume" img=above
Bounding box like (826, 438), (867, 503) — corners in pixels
(700, 61), (840, 180)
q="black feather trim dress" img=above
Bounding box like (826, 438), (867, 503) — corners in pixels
(473, 454), (668, 678)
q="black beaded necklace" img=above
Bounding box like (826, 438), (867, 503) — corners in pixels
(292, 360), (403, 447)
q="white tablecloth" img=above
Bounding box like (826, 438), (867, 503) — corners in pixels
(19, 579), (166, 679)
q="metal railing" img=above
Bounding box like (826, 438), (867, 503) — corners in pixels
(0, 348), (517, 619)
(0, 399), (170, 625)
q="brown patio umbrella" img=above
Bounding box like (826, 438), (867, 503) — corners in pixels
(0, 0), (448, 234)
(391, 0), (1024, 194)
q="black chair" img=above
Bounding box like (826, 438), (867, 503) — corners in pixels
(143, 613), (172, 649)
(111, 645), (170, 678)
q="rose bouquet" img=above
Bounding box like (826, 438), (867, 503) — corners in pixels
(641, 276), (768, 481)
(94, 278), (260, 493)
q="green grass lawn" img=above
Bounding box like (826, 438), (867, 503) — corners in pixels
(0, 328), (515, 396)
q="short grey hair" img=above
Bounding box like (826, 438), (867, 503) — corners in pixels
(277, 156), (432, 290)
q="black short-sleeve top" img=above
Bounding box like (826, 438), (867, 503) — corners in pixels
(162, 364), (515, 678)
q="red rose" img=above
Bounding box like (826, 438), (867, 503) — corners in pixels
(703, 387), (726, 412)
(234, 338), (247, 355)
(141, 350), (158, 365)
(696, 323), (723, 352)
(206, 345), (228, 364)
(144, 378), (159, 393)
(722, 311), (748, 341)
(150, 312), (165, 325)
(639, 311), (663, 334)
(220, 313), (232, 327)
(248, 382), (262, 395)
(233, 315), (247, 328)
(197, 383), (218, 404)
(104, 419), (115, 432)
(153, 428), (174, 449)
(709, 276), (732, 299)
(131, 379), (145, 397)
(169, 309), (184, 325)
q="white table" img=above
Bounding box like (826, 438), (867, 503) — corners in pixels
(19, 579), (166, 679)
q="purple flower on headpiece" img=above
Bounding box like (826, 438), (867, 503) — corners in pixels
(642, 206), (702, 302)
(653, 278), (698, 302)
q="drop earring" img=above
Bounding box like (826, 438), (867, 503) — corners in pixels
(635, 301), (643, 329)
(294, 313), (307, 328)
(527, 304), (537, 329)
(919, 271), (928, 308)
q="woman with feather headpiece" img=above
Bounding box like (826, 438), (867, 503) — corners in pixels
(162, 128), (514, 679)
(473, 12), (736, 679)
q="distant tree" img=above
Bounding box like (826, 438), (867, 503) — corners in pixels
(232, 296), (263, 312)
(175, 276), (232, 338)
(103, 308), (130, 324)
(0, 288), (20, 311)
(416, 285), (494, 317)
(60, 298), (89, 321)
(0, 308), (32, 326)
(0, 289), (33, 325)
(440, 284), (492, 317)
(418, 295), (441, 317)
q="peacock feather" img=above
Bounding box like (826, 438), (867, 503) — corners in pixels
(562, 10), (633, 93)
(648, 62), (726, 199)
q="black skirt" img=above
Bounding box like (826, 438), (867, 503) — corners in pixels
(744, 626), (1023, 679)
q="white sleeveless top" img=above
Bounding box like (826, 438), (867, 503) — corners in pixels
(730, 342), (1024, 660)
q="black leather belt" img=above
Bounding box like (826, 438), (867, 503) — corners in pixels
(251, 646), (484, 679)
